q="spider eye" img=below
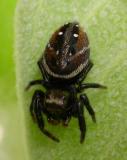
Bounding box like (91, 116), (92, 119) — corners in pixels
(73, 33), (78, 38)
(58, 31), (63, 35)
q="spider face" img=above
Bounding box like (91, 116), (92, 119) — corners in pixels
(26, 22), (106, 143)
(42, 22), (90, 80)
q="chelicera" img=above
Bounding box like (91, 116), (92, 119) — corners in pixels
(26, 22), (106, 143)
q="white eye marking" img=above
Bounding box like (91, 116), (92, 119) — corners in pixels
(69, 52), (72, 56)
(73, 33), (78, 37)
(58, 31), (63, 35)
(75, 24), (79, 27)
(56, 50), (59, 55)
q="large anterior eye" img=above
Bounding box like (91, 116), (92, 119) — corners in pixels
(73, 33), (78, 38)
(58, 31), (63, 35)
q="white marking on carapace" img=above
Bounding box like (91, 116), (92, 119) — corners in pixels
(79, 46), (90, 55)
(56, 50), (59, 55)
(46, 98), (63, 106)
(73, 33), (78, 37)
(42, 46), (90, 79)
(47, 43), (53, 50)
(58, 31), (63, 35)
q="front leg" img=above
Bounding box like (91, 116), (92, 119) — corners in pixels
(30, 90), (59, 142)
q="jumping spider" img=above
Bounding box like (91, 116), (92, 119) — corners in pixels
(26, 22), (106, 143)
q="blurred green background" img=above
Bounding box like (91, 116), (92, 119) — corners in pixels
(0, 1), (16, 101)
(0, 1), (26, 160)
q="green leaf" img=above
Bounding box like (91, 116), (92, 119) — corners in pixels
(15, 0), (127, 159)
(0, 1), (28, 160)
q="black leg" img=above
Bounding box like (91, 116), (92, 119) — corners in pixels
(77, 60), (93, 84)
(38, 60), (49, 81)
(30, 91), (38, 122)
(62, 116), (71, 127)
(78, 83), (107, 92)
(80, 94), (96, 123)
(25, 80), (44, 90)
(83, 60), (93, 80)
(25, 60), (50, 90)
(77, 103), (86, 143)
(25, 79), (51, 90)
(30, 90), (59, 142)
(30, 90), (45, 122)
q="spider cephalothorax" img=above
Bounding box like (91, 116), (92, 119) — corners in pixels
(26, 22), (106, 143)
(39, 22), (91, 82)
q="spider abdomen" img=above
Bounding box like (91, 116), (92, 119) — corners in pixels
(44, 89), (70, 116)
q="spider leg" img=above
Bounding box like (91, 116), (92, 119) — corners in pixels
(62, 116), (71, 127)
(77, 60), (93, 84)
(80, 94), (96, 123)
(38, 60), (49, 81)
(25, 59), (50, 91)
(78, 83), (107, 92)
(30, 92), (37, 122)
(30, 90), (60, 142)
(77, 102), (86, 143)
(25, 80), (45, 90)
